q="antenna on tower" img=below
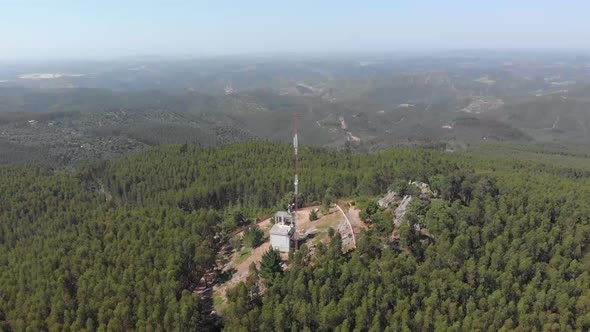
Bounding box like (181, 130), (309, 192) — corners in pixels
(293, 112), (299, 250)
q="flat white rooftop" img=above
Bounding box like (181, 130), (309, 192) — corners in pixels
(270, 224), (293, 236)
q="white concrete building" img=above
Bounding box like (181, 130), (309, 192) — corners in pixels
(270, 211), (296, 252)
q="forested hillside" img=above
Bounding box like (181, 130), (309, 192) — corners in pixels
(0, 142), (456, 331)
(5, 53), (590, 168)
(2, 142), (590, 330)
(4, 54), (590, 162)
(225, 145), (590, 331)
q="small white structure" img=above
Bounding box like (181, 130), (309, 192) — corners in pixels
(270, 211), (296, 252)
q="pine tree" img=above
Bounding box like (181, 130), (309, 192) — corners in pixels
(309, 209), (319, 221)
(260, 249), (283, 286)
(243, 225), (264, 249)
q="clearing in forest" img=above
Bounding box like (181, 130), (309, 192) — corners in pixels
(212, 204), (363, 311)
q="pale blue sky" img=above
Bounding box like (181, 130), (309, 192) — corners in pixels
(1, 0), (589, 59)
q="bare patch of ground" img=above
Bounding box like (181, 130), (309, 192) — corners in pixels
(340, 201), (367, 236)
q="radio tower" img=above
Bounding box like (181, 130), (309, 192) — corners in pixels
(293, 112), (299, 250)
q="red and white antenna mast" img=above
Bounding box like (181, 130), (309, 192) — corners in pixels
(293, 112), (299, 250)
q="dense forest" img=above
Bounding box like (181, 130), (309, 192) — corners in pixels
(2, 142), (590, 330)
(225, 149), (590, 331)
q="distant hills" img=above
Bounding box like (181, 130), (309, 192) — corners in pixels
(0, 53), (589, 166)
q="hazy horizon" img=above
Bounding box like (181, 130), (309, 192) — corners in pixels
(2, 0), (590, 61)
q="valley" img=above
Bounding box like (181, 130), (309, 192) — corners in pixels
(2, 54), (590, 167)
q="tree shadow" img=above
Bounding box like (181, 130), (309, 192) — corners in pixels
(321, 209), (337, 217)
(214, 267), (236, 284)
(298, 232), (316, 247)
